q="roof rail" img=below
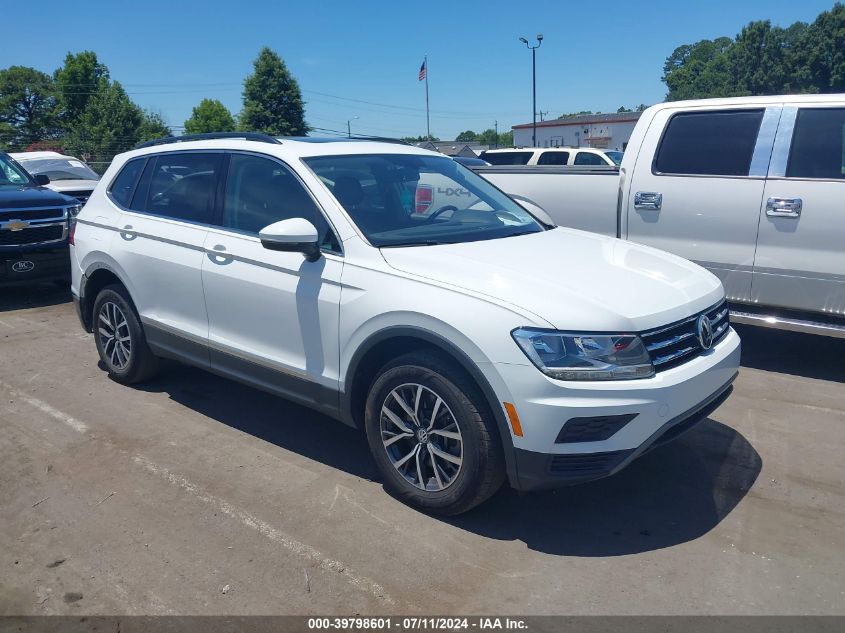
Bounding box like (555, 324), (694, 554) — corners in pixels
(347, 135), (411, 146)
(135, 132), (282, 149)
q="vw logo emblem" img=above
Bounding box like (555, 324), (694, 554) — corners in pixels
(697, 314), (714, 350)
(416, 428), (429, 444)
(12, 260), (35, 273)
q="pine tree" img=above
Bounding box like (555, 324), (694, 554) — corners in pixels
(240, 48), (307, 136)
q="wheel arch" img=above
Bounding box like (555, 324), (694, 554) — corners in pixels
(78, 260), (134, 332)
(341, 325), (519, 486)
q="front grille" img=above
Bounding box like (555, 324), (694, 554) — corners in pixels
(640, 301), (730, 372)
(0, 208), (65, 221)
(0, 225), (64, 246)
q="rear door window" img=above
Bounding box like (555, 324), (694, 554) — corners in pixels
(786, 108), (845, 179)
(481, 151), (533, 165)
(654, 109), (764, 176)
(574, 152), (606, 166)
(537, 151), (570, 165)
(140, 153), (223, 223)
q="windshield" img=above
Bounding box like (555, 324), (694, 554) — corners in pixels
(304, 154), (544, 247)
(0, 154), (33, 188)
(605, 151), (624, 166)
(17, 157), (99, 181)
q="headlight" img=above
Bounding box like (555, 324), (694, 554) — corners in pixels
(67, 205), (82, 218)
(511, 328), (654, 381)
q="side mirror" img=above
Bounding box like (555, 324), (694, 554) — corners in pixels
(259, 217), (321, 262)
(34, 174), (50, 186)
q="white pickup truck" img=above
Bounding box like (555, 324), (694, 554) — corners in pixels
(476, 94), (845, 338)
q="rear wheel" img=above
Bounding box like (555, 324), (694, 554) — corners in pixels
(93, 284), (159, 384)
(364, 351), (505, 515)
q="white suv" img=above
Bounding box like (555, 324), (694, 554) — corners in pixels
(70, 133), (740, 515)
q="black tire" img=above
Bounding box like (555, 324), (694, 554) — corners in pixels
(364, 350), (505, 515)
(92, 284), (159, 384)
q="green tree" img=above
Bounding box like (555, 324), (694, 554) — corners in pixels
(0, 66), (59, 150)
(663, 37), (740, 100)
(617, 106), (633, 112)
(240, 47), (307, 135)
(53, 51), (109, 124)
(455, 130), (478, 141)
(138, 110), (171, 143)
(185, 98), (236, 134)
(794, 3), (845, 93)
(63, 81), (142, 171)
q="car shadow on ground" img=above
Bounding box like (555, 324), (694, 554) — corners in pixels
(134, 360), (761, 557)
(734, 323), (845, 382)
(0, 283), (71, 312)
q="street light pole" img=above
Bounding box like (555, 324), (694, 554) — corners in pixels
(519, 34), (543, 147)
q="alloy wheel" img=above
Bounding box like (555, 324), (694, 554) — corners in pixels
(98, 301), (132, 370)
(380, 383), (463, 491)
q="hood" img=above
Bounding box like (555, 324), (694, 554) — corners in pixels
(46, 179), (99, 193)
(0, 185), (77, 210)
(379, 227), (724, 332)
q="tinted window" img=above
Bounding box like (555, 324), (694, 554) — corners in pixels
(787, 108), (845, 179)
(655, 109), (764, 176)
(574, 152), (606, 166)
(481, 151), (533, 165)
(108, 158), (145, 207)
(537, 151), (570, 165)
(222, 154), (338, 250)
(142, 153), (222, 223)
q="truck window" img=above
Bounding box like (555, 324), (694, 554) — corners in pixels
(574, 152), (606, 166)
(481, 152), (533, 165)
(654, 109), (764, 177)
(537, 151), (569, 165)
(786, 108), (845, 179)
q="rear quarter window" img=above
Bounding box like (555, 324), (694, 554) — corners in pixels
(108, 158), (145, 207)
(654, 109), (764, 176)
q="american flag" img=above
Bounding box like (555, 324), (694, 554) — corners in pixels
(418, 59), (427, 81)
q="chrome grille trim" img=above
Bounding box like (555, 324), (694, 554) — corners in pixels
(640, 300), (730, 372)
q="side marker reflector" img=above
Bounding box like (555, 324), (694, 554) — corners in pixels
(504, 402), (524, 437)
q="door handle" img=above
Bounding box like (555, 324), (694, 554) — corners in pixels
(634, 191), (662, 210)
(766, 197), (802, 218)
(120, 224), (136, 239)
(211, 244), (227, 252)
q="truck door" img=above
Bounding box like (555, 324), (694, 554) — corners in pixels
(625, 106), (780, 303)
(752, 106), (845, 315)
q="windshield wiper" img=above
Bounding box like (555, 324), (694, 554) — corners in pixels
(379, 240), (452, 248)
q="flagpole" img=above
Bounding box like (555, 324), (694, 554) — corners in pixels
(424, 54), (430, 139)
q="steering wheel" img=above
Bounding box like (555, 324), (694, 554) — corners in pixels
(426, 205), (458, 221)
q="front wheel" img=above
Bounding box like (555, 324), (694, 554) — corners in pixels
(364, 351), (505, 515)
(92, 284), (159, 384)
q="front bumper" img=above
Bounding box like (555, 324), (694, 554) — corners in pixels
(512, 376), (735, 490)
(495, 327), (741, 491)
(0, 246), (70, 285)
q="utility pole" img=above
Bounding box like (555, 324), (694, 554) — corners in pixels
(519, 35), (543, 147)
(494, 120), (498, 148)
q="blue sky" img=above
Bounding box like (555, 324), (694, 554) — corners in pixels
(2, 0), (837, 140)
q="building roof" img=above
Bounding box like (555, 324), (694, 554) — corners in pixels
(512, 111), (642, 130)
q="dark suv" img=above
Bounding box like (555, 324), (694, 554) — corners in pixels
(0, 151), (81, 285)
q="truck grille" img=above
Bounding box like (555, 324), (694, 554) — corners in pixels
(0, 225), (64, 246)
(640, 301), (730, 372)
(0, 208), (65, 221)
